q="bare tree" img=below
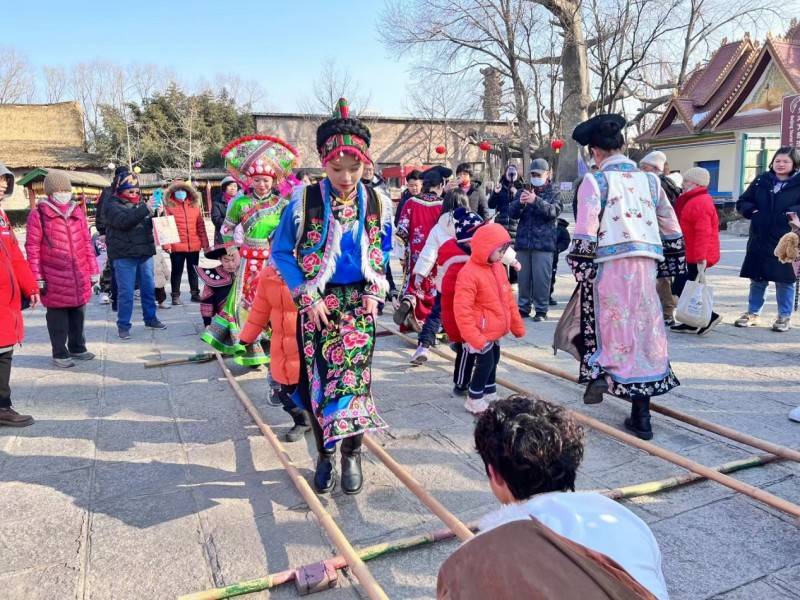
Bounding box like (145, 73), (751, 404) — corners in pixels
(0, 46), (35, 103)
(298, 59), (372, 115)
(214, 73), (268, 110)
(42, 66), (68, 103)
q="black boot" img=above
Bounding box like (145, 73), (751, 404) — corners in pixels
(190, 289), (201, 303)
(583, 378), (608, 404)
(624, 397), (653, 440)
(340, 434), (364, 495)
(285, 409), (312, 443)
(310, 418), (337, 494)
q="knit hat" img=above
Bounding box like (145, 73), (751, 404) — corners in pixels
(114, 168), (139, 193)
(221, 135), (299, 183)
(43, 170), (72, 196)
(683, 167), (710, 188)
(316, 97), (372, 165)
(529, 158), (550, 173)
(454, 207), (483, 242)
(640, 151), (667, 172)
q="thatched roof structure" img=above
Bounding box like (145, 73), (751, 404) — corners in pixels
(0, 101), (98, 169)
(17, 168), (109, 190)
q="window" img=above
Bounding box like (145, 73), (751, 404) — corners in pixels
(695, 160), (720, 193)
(742, 136), (781, 189)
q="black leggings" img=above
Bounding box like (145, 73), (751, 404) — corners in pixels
(468, 342), (501, 400)
(170, 251), (200, 294)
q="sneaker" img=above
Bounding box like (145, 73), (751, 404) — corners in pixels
(532, 313), (547, 322)
(69, 351), (95, 361)
(464, 396), (490, 415)
(483, 392), (499, 404)
(144, 320), (167, 330)
(670, 323), (698, 333)
(410, 345), (429, 366)
(789, 406), (800, 423)
(664, 316), (676, 327)
(118, 327), (131, 340)
(772, 316), (791, 332)
(52, 357), (76, 368)
(0, 407), (34, 427)
(393, 298), (413, 327)
(99, 293), (110, 305)
(734, 313), (759, 327)
(451, 386), (468, 397)
(696, 314), (723, 336)
(519, 309), (530, 318)
(157, 302), (171, 310)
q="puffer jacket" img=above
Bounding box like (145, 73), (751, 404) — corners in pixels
(453, 223), (525, 349)
(675, 186), (720, 267)
(488, 179), (520, 242)
(437, 238), (470, 343)
(463, 182), (489, 220)
(105, 195), (155, 260)
(25, 200), (99, 308)
(1, 206), (38, 347)
(163, 182), (209, 253)
(239, 266), (299, 387)
(509, 182), (563, 252)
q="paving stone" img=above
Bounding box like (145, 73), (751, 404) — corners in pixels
(0, 563), (80, 600)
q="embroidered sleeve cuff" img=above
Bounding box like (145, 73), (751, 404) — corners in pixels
(658, 235), (687, 278)
(566, 238), (598, 282)
(296, 290), (323, 313)
(363, 281), (387, 301)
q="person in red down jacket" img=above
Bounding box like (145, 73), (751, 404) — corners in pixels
(454, 222), (526, 415)
(437, 207), (484, 400)
(25, 171), (99, 368)
(670, 166), (721, 335)
(0, 162), (40, 426)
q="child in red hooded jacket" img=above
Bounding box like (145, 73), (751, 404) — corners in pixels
(453, 222), (526, 414)
(0, 162), (40, 427)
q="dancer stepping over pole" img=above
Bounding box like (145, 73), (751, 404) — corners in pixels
(272, 97), (392, 495)
(201, 135), (299, 366)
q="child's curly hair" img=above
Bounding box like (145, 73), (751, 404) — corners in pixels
(474, 394), (585, 500)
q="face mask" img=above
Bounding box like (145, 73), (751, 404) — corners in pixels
(51, 191), (72, 204)
(501, 246), (517, 267)
(530, 176), (546, 187)
(174, 190), (187, 201)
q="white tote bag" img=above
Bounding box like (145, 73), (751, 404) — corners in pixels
(675, 267), (713, 328)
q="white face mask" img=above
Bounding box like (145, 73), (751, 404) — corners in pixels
(501, 246), (517, 267)
(51, 191), (72, 204)
(530, 176), (546, 187)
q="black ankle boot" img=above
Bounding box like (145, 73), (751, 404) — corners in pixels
(314, 450), (337, 494)
(190, 290), (201, 303)
(583, 378), (608, 404)
(340, 435), (364, 495)
(624, 397), (653, 440)
(285, 410), (311, 443)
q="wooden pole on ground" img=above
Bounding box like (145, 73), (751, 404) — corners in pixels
(381, 326), (800, 521)
(362, 436), (475, 541)
(214, 354), (389, 600)
(497, 348), (800, 463)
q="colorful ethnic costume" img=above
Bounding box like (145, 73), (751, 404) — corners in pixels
(195, 244), (237, 327)
(200, 135), (299, 366)
(557, 114), (685, 440)
(396, 192), (443, 330)
(271, 97), (392, 495)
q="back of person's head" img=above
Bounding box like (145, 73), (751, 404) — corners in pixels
(590, 120), (625, 152)
(442, 188), (470, 214)
(475, 395), (585, 501)
(423, 170), (445, 192)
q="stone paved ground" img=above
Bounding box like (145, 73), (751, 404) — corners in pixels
(1, 232), (799, 599)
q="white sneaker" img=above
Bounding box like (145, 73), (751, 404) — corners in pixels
(789, 407), (800, 423)
(99, 293), (110, 305)
(483, 392), (499, 404)
(464, 396), (489, 415)
(410, 345), (429, 366)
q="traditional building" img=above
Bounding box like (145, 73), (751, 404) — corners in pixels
(640, 25), (800, 201)
(252, 111), (513, 190)
(0, 101), (103, 210)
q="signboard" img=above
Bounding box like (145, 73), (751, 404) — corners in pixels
(780, 94), (800, 147)
(559, 181), (573, 192)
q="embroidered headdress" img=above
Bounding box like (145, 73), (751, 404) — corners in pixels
(221, 135), (299, 183)
(315, 97), (372, 165)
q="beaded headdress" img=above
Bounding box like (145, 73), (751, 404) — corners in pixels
(221, 135), (299, 183)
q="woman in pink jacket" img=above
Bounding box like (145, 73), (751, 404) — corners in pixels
(25, 171), (99, 368)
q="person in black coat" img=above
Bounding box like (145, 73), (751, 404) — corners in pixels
(211, 176), (240, 245)
(489, 163), (521, 283)
(455, 163), (489, 219)
(735, 147), (800, 332)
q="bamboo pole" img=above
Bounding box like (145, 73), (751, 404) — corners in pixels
(380, 326), (800, 521)
(214, 354), (389, 600)
(497, 348), (800, 463)
(178, 523), (474, 600)
(600, 454), (779, 500)
(362, 436), (475, 541)
(144, 352), (214, 369)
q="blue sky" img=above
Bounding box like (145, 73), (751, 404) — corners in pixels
(5, 0), (415, 114)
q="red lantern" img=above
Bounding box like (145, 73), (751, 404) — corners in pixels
(550, 139), (564, 154)
(478, 141), (492, 152)
(435, 145), (447, 155)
